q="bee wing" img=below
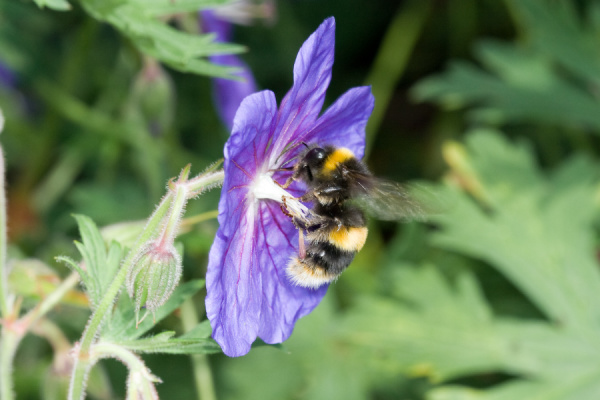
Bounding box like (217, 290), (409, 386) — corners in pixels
(348, 173), (431, 221)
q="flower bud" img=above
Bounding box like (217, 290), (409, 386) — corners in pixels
(126, 241), (182, 324)
(127, 58), (174, 137)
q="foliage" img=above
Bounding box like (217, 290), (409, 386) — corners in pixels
(337, 130), (600, 399)
(413, 0), (600, 132)
(1, 0), (599, 399)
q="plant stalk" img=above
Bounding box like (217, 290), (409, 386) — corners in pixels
(68, 192), (173, 400)
(364, 0), (431, 158)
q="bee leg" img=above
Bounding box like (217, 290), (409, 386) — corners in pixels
(277, 176), (295, 189)
(298, 229), (306, 260)
(281, 195), (307, 230)
(280, 196), (294, 219)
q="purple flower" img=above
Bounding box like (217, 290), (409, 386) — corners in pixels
(200, 9), (258, 130)
(206, 17), (375, 357)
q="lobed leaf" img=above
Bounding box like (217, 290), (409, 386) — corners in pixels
(413, 0), (600, 133)
(72, 214), (123, 309)
(78, 0), (246, 79)
(337, 129), (600, 399)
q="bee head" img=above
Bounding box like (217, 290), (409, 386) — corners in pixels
(295, 146), (328, 183)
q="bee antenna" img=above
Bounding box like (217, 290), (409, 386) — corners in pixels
(274, 142), (301, 165)
(301, 142), (310, 149)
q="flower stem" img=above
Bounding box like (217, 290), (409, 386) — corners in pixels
(181, 210), (219, 230)
(0, 145), (10, 318)
(180, 299), (216, 400)
(0, 329), (18, 400)
(69, 165), (224, 399)
(0, 273), (80, 400)
(69, 193), (173, 400)
(157, 177), (188, 249)
(90, 341), (148, 371)
(22, 272), (81, 325)
(363, 0), (432, 158)
(187, 170), (224, 197)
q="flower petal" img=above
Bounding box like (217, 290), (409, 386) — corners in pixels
(200, 9), (232, 42)
(207, 90), (279, 356)
(270, 17), (336, 159)
(206, 205), (262, 357)
(230, 90), (278, 165)
(302, 86), (374, 159)
(256, 201), (328, 344)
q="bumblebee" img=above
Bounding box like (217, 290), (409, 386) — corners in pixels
(279, 144), (425, 289)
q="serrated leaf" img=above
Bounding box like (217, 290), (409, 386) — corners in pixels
(78, 0), (246, 79)
(507, 0), (600, 85)
(102, 279), (205, 340)
(337, 130), (600, 399)
(337, 267), (507, 382)
(433, 132), (600, 330)
(55, 255), (90, 287)
(73, 214), (122, 308)
(412, 0), (600, 133)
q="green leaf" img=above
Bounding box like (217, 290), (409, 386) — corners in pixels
(507, 0), (600, 84)
(33, 0), (72, 11)
(102, 279), (205, 340)
(72, 214), (123, 308)
(127, 0), (229, 18)
(432, 131), (600, 330)
(116, 330), (221, 354)
(78, 0), (246, 79)
(336, 130), (600, 399)
(337, 267), (506, 382)
(72, 215), (121, 307)
(412, 0), (600, 133)
(55, 255), (90, 287)
(180, 320), (212, 339)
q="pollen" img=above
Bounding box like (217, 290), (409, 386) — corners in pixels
(322, 147), (355, 174)
(327, 226), (368, 252)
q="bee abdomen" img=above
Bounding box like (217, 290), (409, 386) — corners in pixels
(287, 241), (356, 289)
(326, 226), (368, 252)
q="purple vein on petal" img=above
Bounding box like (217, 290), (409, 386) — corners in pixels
(231, 159), (253, 180)
(228, 184), (248, 193)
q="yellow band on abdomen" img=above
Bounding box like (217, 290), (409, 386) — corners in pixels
(327, 226), (368, 252)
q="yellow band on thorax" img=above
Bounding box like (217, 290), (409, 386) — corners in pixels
(322, 147), (355, 174)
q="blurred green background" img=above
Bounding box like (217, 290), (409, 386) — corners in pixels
(1, 0), (600, 399)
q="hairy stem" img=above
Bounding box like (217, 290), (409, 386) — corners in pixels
(0, 145), (9, 317)
(68, 193), (173, 400)
(0, 330), (18, 400)
(0, 272), (80, 400)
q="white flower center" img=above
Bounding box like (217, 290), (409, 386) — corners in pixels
(251, 174), (311, 221)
